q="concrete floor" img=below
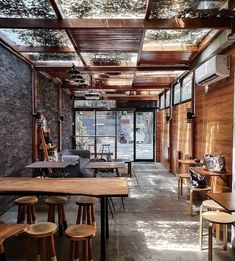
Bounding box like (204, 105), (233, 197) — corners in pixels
(1, 162), (235, 261)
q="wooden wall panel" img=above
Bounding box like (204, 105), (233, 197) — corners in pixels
(194, 47), (235, 192)
(170, 102), (193, 175)
(156, 109), (170, 169)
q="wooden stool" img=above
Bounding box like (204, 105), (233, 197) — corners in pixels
(26, 222), (57, 261)
(0, 222), (29, 261)
(45, 196), (68, 236)
(101, 144), (111, 161)
(76, 196), (97, 228)
(202, 211), (235, 261)
(189, 186), (211, 216)
(177, 173), (190, 198)
(199, 200), (226, 250)
(15, 196), (38, 224)
(65, 224), (96, 261)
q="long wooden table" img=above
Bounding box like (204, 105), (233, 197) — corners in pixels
(207, 192), (235, 212)
(191, 167), (232, 177)
(0, 177), (129, 261)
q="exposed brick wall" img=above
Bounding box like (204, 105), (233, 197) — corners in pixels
(0, 44), (32, 213)
(62, 90), (73, 149)
(37, 74), (59, 148)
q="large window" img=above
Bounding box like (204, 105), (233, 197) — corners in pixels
(165, 90), (170, 108)
(173, 83), (181, 105)
(159, 93), (165, 110)
(181, 74), (192, 102)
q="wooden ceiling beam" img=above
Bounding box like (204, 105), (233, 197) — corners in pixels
(145, 0), (154, 19)
(37, 65), (189, 71)
(18, 46), (75, 53)
(102, 95), (158, 101)
(0, 18), (231, 30)
(48, 0), (63, 19)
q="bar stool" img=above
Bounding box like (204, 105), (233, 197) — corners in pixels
(65, 224), (96, 261)
(101, 144), (111, 161)
(199, 200), (226, 250)
(178, 173), (190, 198)
(76, 196), (97, 228)
(45, 196), (68, 236)
(15, 196), (38, 224)
(202, 211), (235, 261)
(26, 222), (57, 261)
(189, 185), (211, 216)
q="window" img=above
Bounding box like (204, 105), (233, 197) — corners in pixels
(165, 90), (170, 108)
(182, 74), (192, 102)
(159, 93), (165, 110)
(173, 83), (180, 105)
(74, 100), (116, 108)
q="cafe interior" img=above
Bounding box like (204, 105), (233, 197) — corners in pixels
(1, 0), (235, 261)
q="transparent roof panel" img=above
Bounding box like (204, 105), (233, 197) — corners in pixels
(0, 29), (72, 47)
(0, 0), (56, 18)
(136, 71), (185, 77)
(149, 0), (229, 19)
(81, 52), (138, 66)
(55, 0), (147, 18)
(25, 52), (82, 63)
(144, 29), (211, 46)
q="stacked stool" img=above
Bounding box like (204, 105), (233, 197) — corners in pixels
(202, 211), (235, 261)
(15, 196), (38, 224)
(26, 222), (57, 261)
(45, 196), (68, 236)
(199, 199), (226, 250)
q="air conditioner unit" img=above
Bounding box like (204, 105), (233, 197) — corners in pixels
(195, 55), (230, 86)
(84, 92), (101, 100)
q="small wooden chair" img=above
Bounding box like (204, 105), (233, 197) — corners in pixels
(26, 222), (57, 261)
(202, 211), (235, 261)
(45, 196), (68, 236)
(65, 224), (96, 261)
(15, 196), (38, 224)
(199, 200), (226, 250)
(76, 196), (97, 228)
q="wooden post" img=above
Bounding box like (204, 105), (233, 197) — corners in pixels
(57, 84), (62, 152)
(32, 68), (38, 162)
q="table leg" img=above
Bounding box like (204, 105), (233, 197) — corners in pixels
(116, 168), (120, 177)
(93, 169), (98, 178)
(128, 162), (132, 178)
(106, 197), (109, 239)
(100, 197), (107, 261)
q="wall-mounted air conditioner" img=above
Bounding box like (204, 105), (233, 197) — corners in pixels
(195, 55), (230, 86)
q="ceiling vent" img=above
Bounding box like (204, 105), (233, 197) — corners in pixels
(195, 55), (230, 86)
(84, 92), (101, 100)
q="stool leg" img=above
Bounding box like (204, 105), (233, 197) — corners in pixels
(83, 240), (88, 261)
(69, 241), (75, 261)
(61, 205), (67, 230)
(199, 204), (203, 250)
(91, 205), (96, 228)
(189, 190), (194, 216)
(0, 242), (6, 261)
(215, 224), (220, 245)
(39, 238), (46, 261)
(88, 239), (93, 261)
(177, 177), (180, 198)
(27, 237), (34, 261)
(87, 206), (92, 225)
(48, 235), (57, 261)
(31, 205), (37, 224)
(223, 224), (227, 250)
(82, 206), (87, 224)
(17, 206), (22, 224)
(208, 223), (213, 261)
(76, 206), (82, 224)
(26, 206), (33, 224)
(58, 205), (63, 236)
(74, 242), (79, 260)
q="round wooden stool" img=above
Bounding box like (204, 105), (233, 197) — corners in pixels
(45, 196), (68, 236)
(26, 222), (57, 261)
(189, 186), (211, 216)
(202, 211), (235, 261)
(15, 196), (38, 224)
(177, 173), (190, 198)
(65, 224), (96, 261)
(199, 200), (226, 250)
(76, 196), (97, 228)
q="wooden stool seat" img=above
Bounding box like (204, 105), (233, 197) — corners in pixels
(76, 196), (97, 228)
(202, 211), (235, 261)
(177, 173), (190, 198)
(199, 200), (226, 250)
(26, 222), (57, 261)
(189, 186), (212, 216)
(26, 222), (57, 238)
(65, 224), (96, 261)
(45, 196), (68, 236)
(15, 196), (38, 224)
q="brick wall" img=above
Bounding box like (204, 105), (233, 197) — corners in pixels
(0, 44), (32, 213)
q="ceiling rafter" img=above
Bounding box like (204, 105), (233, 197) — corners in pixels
(0, 18), (231, 30)
(145, 0), (154, 19)
(18, 46), (75, 53)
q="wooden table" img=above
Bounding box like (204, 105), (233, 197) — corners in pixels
(26, 161), (71, 177)
(207, 192), (235, 212)
(85, 161), (126, 177)
(111, 158), (132, 177)
(191, 167), (231, 180)
(0, 177), (128, 261)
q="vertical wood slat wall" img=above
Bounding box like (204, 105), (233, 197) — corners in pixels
(157, 45), (235, 192)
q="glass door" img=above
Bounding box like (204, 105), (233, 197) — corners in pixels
(134, 111), (155, 161)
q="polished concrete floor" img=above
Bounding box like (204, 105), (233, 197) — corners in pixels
(1, 162), (235, 261)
